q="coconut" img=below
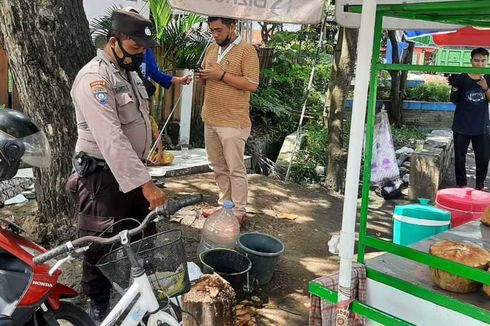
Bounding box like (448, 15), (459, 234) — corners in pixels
(483, 267), (490, 297)
(429, 240), (490, 293)
(482, 205), (490, 226)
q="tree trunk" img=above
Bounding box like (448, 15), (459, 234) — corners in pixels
(388, 31), (403, 127)
(0, 1), (94, 243)
(182, 274), (236, 326)
(387, 32), (415, 128)
(389, 69), (402, 126)
(400, 40), (415, 101)
(324, 27), (358, 193)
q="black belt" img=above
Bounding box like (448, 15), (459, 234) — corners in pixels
(93, 158), (147, 171)
(73, 151), (147, 177)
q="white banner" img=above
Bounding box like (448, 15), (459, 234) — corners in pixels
(168, 0), (324, 24)
(336, 0), (461, 30)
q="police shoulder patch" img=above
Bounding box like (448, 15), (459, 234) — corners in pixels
(90, 80), (107, 88)
(90, 80), (109, 105)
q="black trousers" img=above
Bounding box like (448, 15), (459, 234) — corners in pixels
(65, 170), (156, 306)
(453, 132), (490, 189)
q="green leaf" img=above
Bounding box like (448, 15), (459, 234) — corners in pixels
(89, 5), (121, 39)
(150, 0), (173, 40)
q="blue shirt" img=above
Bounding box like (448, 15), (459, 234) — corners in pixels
(141, 49), (172, 89)
(450, 73), (489, 135)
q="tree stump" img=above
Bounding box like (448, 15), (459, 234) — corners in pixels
(182, 274), (236, 326)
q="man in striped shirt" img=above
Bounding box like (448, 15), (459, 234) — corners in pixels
(198, 16), (260, 223)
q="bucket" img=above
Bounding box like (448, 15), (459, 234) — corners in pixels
(199, 248), (251, 291)
(238, 232), (285, 285)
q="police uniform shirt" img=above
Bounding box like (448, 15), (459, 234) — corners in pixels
(71, 49), (151, 193)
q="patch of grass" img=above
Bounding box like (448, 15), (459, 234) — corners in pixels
(406, 82), (451, 102)
(391, 124), (430, 147)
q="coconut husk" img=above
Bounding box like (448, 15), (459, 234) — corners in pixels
(482, 205), (490, 226)
(429, 240), (490, 293)
(483, 267), (490, 297)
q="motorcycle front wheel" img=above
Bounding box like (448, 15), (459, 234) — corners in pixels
(37, 301), (95, 326)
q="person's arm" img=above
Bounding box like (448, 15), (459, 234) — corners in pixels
(195, 46), (212, 86)
(481, 76), (490, 101)
(450, 74), (464, 104)
(145, 49), (173, 89)
(141, 180), (168, 210)
(200, 63), (258, 92)
(222, 70), (258, 92)
(171, 75), (192, 85)
(200, 45), (260, 92)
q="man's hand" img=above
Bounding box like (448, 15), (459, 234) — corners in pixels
(194, 69), (206, 85)
(148, 153), (160, 166)
(199, 63), (225, 81)
(141, 180), (168, 210)
(172, 75), (192, 85)
(478, 75), (489, 91)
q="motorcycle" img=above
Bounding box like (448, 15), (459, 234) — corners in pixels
(0, 218), (94, 325)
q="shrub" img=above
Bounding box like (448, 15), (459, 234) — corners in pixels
(391, 124), (429, 147)
(288, 121), (328, 184)
(406, 82), (451, 102)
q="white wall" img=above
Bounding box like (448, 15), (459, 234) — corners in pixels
(366, 279), (487, 326)
(83, 0), (150, 24)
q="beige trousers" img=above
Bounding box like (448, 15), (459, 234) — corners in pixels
(205, 124), (251, 213)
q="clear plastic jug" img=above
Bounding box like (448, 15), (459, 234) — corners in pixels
(197, 200), (240, 256)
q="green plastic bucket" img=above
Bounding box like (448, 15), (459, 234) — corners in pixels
(238, 232), (285, 285)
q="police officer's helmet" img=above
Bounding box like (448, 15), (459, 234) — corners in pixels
(0, 109), (51, 180)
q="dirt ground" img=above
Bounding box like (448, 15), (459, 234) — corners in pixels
(0, 172), (399, 325)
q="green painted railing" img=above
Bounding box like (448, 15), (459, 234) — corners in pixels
(367, 269), (490, 324)
(376, 63), (490, 74)
(310, 4), (490, 325)
(363, 236), (490, 286)
(308, 282), (415, 326)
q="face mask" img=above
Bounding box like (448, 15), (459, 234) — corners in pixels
(112, 38), (144, 71)
(217, 30), (232, 47)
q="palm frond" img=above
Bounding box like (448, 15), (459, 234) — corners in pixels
(158, 14), (207, 69)
(150, 0), (173, 40)
(89, 5), (121, 39)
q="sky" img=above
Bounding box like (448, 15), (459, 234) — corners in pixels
(83, 0), (151, 24)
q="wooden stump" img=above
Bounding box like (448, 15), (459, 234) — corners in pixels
(182, 274), (236, 326)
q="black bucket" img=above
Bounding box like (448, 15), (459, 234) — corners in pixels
(199, 248), (252, 291)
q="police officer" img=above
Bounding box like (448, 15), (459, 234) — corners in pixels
(67, 10), (167, 321)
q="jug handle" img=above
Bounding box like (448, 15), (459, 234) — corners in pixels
(418, 198), (430, 205)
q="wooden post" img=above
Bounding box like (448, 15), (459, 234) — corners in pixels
(182, 274), (236, 326)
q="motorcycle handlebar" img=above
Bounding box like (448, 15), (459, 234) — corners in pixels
(33, 195), (203, 265)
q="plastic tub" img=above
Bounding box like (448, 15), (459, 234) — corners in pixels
(435, 188), (490, 228)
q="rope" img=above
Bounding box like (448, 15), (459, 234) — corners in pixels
(147, 35), (212, 161)
(284, 12), (329, 182)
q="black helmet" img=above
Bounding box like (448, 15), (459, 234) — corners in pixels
(0, 109), (51, 180)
